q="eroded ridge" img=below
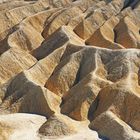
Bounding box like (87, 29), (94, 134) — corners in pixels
(0, 0), (140, 140)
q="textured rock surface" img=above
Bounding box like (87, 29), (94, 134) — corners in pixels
(0, 0), (140, 140)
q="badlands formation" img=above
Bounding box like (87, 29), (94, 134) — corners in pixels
(0, 0), (140, 140)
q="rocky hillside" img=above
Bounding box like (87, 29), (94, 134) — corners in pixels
(0, 0), (140, 140)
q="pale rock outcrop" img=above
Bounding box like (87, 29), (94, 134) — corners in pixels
(39, 113), (100, 140)
(0, 48), (36, 85)
(5, 45), (66, 93)
(89, 111), (140, 140)
(86, 16), (123, 49)
(0, 113), (47, 140)
(32, 26), (84, 60)
(39, 114), (76, 137)
(1, 82), (61, 117)
(0, 0), (49, 41)
(61, 72), (111, 121)
(8, 8), (59, 52)
(115, 16), (140, 48)
(89, 84), (140, 132)
(42, 6), (84, 38)
(0, 0), (140, 140)
(74, 0), (124, 39)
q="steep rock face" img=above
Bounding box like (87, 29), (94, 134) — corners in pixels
(0, 0), (140, 140)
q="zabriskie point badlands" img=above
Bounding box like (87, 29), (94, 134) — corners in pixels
(0, 0), (140, 140)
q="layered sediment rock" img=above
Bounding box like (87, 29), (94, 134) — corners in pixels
(0, 0), (140, 140)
